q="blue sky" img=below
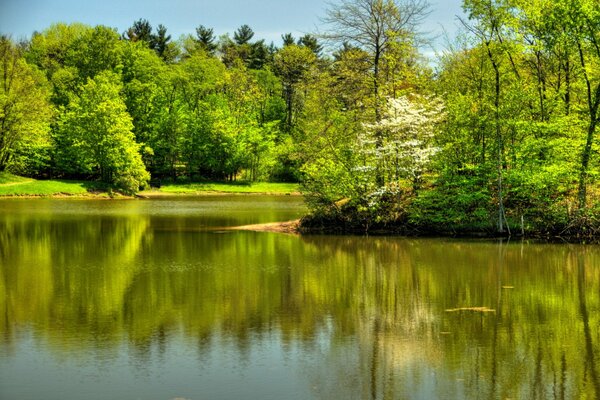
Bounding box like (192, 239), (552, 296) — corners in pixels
(0, 0), (465, 52)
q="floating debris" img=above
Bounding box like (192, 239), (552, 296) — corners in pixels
(502, 286), (515, 289)
(445, 307), (496, 313)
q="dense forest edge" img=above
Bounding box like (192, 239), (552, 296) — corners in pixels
(1, 0), (599, 240)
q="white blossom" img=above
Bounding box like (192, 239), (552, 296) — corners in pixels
(357, 94), (445, 190)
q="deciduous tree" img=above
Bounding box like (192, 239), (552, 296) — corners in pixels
(0, 36), (52, 173)
(57, 71), (149, 193)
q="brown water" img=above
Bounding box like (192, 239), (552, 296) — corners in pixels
(0, 196), (599, 400)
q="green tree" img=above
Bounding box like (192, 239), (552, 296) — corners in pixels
(123, 19), (153, 44)
(323, 0), (430, 121)
(151, 24), (178, 62)
(120, 41), (165, 167)
(178, 52), (227, 178)
(298, 34), (323, 56)
(273, 45), (317, 131)
(281, 33), (295, 47)
(461, 0), (523, 232)
(57, 71), (149, 193)
(26, 23), (90, 106)
(66, 25), (123, 82)
(195, 25), (217, 55)
(233, 24), (255, 45)
(0, 36), (52, 173)
(553, 0), (600, 210)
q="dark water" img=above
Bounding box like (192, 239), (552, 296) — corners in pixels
(1, 196), (599, 400)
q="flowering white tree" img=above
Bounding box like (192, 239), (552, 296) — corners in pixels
(358, 94), (444, 195)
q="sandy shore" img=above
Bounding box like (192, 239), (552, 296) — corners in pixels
(225, 219), (301, 234)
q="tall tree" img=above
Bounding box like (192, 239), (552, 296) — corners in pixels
(233, 24), (255, 45)
(195, 25), (217, 55)
(151, 24), (178, 62)
(281, 33), (295, 47)
(67, 25), (123, 82)
(323, 0), (430, 188)
(554, 0), (600, 210)
(124, 19), (153, 44)
(298, 34), (323, 56)
(0, 36), (52, 172)
(273, 45), (317, 131)
(461, 0), (519, 233)
(323, 0), (430, 120)
(26, 23), (89, 106)
(57, 71), (149, 193)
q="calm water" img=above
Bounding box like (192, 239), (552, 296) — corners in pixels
(1, 196), (599, 400)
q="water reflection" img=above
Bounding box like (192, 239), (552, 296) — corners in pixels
(0, 198), (599, 399)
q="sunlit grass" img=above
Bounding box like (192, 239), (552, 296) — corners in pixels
(151, 181), (300, 195)
(0, 172), (98, 196)
(0, 172), (300, 196)
(0, 172), (30, 185)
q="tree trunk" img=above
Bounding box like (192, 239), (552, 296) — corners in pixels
(486, 42), (505, 233)
(373, 43), (384, 187)
(576, 40), (600, 210)
(577, 119), (597, 210)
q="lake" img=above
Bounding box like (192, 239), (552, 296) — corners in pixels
(1, 196), (599, 400)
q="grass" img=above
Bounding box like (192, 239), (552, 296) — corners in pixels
(0, 172), (104, 197)
(143, 181), (300, 195)
(0, 172), (300, 197)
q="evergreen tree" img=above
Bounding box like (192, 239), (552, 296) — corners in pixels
(124, 19), (153, 43)
(298, 34), (323, 56)
(195, 25), (217, 54)
(233, 24), (254, 45)
(281, 33), (295, 47)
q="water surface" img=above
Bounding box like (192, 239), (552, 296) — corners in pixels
(1, 196), (599, 399)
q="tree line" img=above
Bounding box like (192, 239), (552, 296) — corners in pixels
(0, 19), (327, 192)
(1, 0), (599, 235)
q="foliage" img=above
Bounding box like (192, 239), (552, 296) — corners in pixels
(0, 36), (53, 174)
(56, 71), (149, 193)
(2, 4), (599, 234)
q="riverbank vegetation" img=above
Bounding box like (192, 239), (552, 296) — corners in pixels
(1, 0), (599, 237)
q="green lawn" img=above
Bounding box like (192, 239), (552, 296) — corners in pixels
(145, 181), (300, 195)
(0, 173), (300, 197)
(0, 172), (101, 196)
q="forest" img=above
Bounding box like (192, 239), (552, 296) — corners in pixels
(1, 0), (599, 237)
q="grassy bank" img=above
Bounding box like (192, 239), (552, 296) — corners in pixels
(0, 173), (108, 197)
(0, 173), (300, 197)
(141, 181), (300, 196)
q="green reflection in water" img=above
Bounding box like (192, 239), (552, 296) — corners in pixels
(0, 198), (599, 399)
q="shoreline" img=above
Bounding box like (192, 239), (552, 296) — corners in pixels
(296, 222), (600, 244)
(215, 218), (600, 243)
(0, 188), (302, 199)
(138, 189), (302, 198)
(1, 189), (596, 243)
(0, 192), (116, 199)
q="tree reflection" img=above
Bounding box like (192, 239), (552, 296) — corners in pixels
(577, 250), (600, 399)
(1, 213), (599, 398)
